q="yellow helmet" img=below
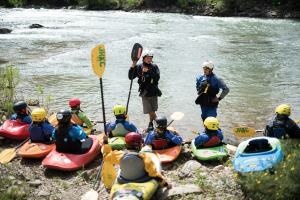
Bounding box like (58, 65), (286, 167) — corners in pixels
(204, 117), (219, 130)
(275, 104), (291, 116)
(31, 108), (47, 122)
(113, 104), (126, 116)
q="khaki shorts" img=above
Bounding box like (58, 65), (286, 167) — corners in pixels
(142, 96), (158, 114)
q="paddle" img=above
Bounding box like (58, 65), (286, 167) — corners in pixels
(167, 112), (184, 127)
(126, 43), (143, 115)
(87, 44), (107, 196)
(0, 138), (30, 164)
(232, 126), (261, 138)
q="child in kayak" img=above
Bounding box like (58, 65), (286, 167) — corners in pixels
(144, 116), (182, 150)
(106, 104), (139, 138)
(29, 108), (54, 143)
(10, 101), (32, 124)
(194, 117), (224, 148)
(101, 132), (170, 189)
(68, 98), (94, 129)
(264, 104), (300, 139)
(52, 109), (92, 154)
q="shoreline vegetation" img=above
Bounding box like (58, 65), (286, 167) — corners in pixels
(0, 0), (299, 18)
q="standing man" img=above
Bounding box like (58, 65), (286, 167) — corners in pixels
(129, 49), (161, 131)
(195, 61), (229, 121)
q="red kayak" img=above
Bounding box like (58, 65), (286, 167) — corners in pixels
(42, 135), (101, 171)
(154, 145), (181, 163)
(18, 141), (55, 159)
(0, 120), (30, 140)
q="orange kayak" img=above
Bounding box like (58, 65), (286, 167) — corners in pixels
(18, 141), (55, 159)
(42, 135), (101, 171)
(154, 145), (181, 163)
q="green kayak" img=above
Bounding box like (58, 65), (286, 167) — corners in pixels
(191, 139), (228, 161)
(108, 137), (126, 150)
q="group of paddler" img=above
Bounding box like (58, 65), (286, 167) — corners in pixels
(1, 42), (300, 200)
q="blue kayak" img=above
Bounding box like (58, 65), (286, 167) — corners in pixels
(233, 136), (284, 173)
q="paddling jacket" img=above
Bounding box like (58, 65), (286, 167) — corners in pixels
(10, 113), (32, 124)
(106, 118), (138, 137)
(194, 129), (224, 148)
(144, 130), (183, 149)
(71, 109), (93, 129)
(102, 145), (167, 187)
(29, 121), (54, 143)
(195, 73), (229, 106)
(264, 116), (300, 139)
(128, 63), (161, 97)
(52, 124), (88, 154)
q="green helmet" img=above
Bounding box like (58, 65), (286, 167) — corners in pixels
(113, 104), (126, 116)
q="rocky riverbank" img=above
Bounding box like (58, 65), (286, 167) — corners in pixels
(0, 138), (244, 200)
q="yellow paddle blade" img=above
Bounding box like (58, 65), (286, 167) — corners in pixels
(91, 44), (106, 78)
(0, 148), (17, 164)
(232, 126), (256, 137)
(48, 113), (58, 127)
(101, 160), (117, 189)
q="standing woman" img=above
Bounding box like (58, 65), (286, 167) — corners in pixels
(128, 49), (162, 131)
(195, 61), (229, 121)
(52, 109), (92, 154)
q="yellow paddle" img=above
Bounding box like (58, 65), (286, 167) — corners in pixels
(232, 126), (257, 137)
(0, 138), (30, 164)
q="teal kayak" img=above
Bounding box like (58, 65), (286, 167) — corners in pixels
(108, 137), (126, 150)
(191, 139), (228, 161)
(233, 136), (284, 173)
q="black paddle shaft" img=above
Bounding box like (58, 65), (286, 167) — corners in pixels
(99, 78), (107, 134)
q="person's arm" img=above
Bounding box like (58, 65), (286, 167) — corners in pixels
(128, 62), (138, 80)
(140, 153), (169, 187)
(196, 75), (207, 93)
(124, 121), (139, 133)
(23, 116), (32, 124)
(78, 112), (93, 129)
(149, 65), (160, 84)
(42, 122), (55, 138)
(144, 132), (155, 145)
(194, 133), (209, 147)
(51, 129), (57, 140)
(102, 144), (124, 164)
(165, 131), (183, 145)
(217, 129), (224, 141)
(70, 125), (88, 140)
(217, 78), (229, 100)
(286, 119), (300, 138)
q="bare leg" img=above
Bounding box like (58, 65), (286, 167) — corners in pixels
(149, 111), (157, 122)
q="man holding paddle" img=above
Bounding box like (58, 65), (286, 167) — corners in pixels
(129, 49), (162, 131)
(195, 61), (229, 121)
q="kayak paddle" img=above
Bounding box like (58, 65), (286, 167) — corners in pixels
(126, 43), (143, 115)
(167, 112), (184, 127)
(0, 138), (30, 164)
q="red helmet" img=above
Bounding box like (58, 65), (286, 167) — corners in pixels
(68, 98), (81, 107)
(125, 132), (143, 147)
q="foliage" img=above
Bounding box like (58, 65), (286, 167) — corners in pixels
(32, 84), (53, 112)
(0, 176), (29, 200)
(0, 65), (20, 116)
(7, 0), (26, 7)
(122, 0), (143, 9)
(237, 139), (300, 200)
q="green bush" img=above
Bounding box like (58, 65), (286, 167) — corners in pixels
(0, 65), (20, 116)
(237, 139), (300, 199)
(7, 0), (26, 7)
(122, 0), (143, 9)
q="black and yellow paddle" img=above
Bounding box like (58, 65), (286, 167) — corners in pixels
(126, 43), (143, 115)
(0, 138), (30, 164)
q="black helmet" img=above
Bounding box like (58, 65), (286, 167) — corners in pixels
(155, 116), (167, 129)
(56, 109), (71, 123)
(13, 101), (27, 113)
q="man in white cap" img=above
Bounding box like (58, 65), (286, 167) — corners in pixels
(129, 49), (161, 131)
(195, 61), (229, 121)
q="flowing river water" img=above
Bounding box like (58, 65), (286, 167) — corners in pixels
(1, 8), (300, 144)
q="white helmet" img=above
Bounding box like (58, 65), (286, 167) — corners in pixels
(142, 49), (153, 58)
(202, 61), (214, 70)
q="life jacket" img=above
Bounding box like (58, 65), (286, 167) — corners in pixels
(71, 112), (84, 126)
(269, 119), (287, 139)
(29, 123), (51, 143)
(55, 124), (82, 154)
(152, 132), (169, 150)
(202, 130), (221, 147)
(195, 74), (220, 106)
(111, 121), (129, 137)
(118, 152), (151, 184)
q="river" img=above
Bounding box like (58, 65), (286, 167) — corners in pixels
(1, 8), (299, 143)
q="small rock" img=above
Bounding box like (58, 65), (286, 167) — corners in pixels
(179, 160), (202, 178)
(29, 24), (44, 29)
(0, 28), (12, 34)
(157, 184), (202, 199)
(37, 190), (50, 197)
(213, 165), (224, 171)
(28, 179), (42, 187)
